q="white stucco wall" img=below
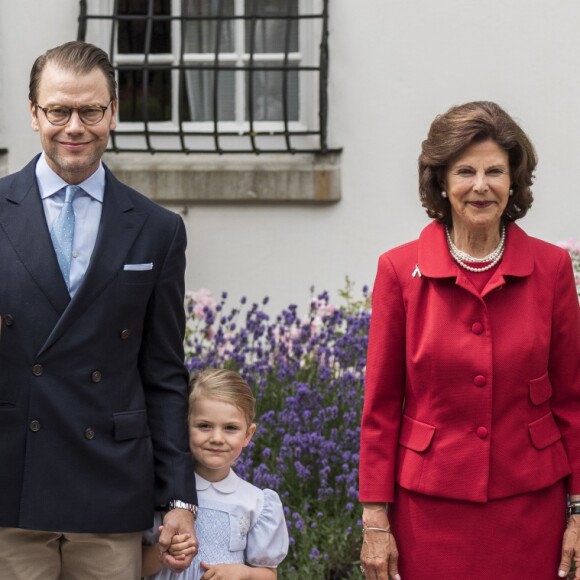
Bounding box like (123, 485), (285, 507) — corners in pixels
(1, 2), (78, 169)
(2, 0), (580, 313)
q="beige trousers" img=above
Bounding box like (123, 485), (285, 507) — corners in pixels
(0, 527), (142, 580)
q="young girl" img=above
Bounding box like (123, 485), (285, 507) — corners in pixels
(142, 369), (289, 579)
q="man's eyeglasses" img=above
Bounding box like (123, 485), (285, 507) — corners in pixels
(35, 100), (114, 126)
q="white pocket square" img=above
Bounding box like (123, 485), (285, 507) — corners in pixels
(124, 263), (154, 271)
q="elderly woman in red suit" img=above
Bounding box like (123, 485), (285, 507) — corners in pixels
(359, 101), (580, 579)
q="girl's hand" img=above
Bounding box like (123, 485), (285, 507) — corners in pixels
(201, 562), (249, 579)
(159, 510), (197, 572)
(167, 533), (195, 558)
(200, 562), (276, 579)
(160, 524), (197, 559)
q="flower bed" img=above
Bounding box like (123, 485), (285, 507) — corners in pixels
(557, 239), (580, 299)
(184, 282), (369, 578)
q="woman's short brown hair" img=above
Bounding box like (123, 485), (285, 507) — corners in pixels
(419, 101), (537, 224)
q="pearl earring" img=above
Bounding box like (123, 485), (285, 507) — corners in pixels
(441, 191), (448, 198)
(509, 189), (514, 196)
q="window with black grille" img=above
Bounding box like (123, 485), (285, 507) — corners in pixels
(78, 0), (334, 155)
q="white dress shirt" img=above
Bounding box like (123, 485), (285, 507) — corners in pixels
(35, 153), (104, 297)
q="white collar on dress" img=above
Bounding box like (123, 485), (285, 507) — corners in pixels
(195, 469), (239, 494)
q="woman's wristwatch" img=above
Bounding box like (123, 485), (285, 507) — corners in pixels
(566, 502), (580, 519)
(167, 499), (198, 519)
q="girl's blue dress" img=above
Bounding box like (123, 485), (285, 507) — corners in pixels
(143, 469), (289, 579)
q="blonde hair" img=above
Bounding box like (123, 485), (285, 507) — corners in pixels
(189, 369), (256, 427)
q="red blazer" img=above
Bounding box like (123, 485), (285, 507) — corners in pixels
(359, 221), (580, 503)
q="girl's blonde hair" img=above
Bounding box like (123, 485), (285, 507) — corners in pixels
(189, 369), (256, 427)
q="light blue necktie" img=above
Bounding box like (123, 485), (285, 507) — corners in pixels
(50, 185), (80, 289)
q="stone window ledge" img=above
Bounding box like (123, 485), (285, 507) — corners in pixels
(0, 148), (7, 179)
(102, 152), (341, 203)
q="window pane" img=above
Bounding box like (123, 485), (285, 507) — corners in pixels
(117, 0), (171, 53)
(183, 0), (235, 53)
(184, 68), (236, 122)
(245, 0), (298, 54)
(118, 69), (172, 121)
(248, 67), (299, 121)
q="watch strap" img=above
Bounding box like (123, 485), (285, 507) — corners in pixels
(167, 499), (198, 519)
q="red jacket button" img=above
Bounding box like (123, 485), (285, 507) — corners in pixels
(473, 375), (487, 387)
(471, 322), (484, 334)
(476, 426), (488, 439)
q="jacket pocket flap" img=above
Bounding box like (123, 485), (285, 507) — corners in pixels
(529, 373), (552, 405)
(399, 415), (436, 452)
(113, 410), (150, 441)
(528, 412), (561, 450)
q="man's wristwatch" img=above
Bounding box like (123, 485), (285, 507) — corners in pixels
(167, 499), (198, 519)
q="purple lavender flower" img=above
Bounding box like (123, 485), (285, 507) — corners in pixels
(184, 284), (369, 577)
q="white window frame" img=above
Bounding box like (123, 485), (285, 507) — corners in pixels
(84, 0), (323, 152)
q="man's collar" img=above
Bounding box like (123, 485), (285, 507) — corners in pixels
(35, 153), (105, 202)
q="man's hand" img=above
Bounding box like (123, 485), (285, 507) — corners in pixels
(159, 508), (198, 572)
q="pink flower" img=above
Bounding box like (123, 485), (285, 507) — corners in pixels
(187, 288), (217, 319)
(557, 239), (580, 253)
(310, 298), (337, 318)
(557, 239), (580, 299)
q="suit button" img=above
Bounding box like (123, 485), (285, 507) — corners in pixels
(120, 329), (131, 340)
(476, 426), (488, 439)
(4, 314), (14, 326)
(91, 370), (102, 383)
(473, 375), (487, 388)
(32, 364), (44, 376)
(84, 428), (95, 440)
(30, 420), (41, 432)
(471, 322), (484, 335)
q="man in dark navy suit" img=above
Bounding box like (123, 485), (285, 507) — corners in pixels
(0, 41), (197, 579)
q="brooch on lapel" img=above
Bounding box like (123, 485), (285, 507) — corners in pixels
(412, 265), (422, 278)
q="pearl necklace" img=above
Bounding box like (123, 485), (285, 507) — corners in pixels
(445, 224), (506, 273)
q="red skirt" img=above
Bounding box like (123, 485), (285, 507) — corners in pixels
(389, 481), (566, 579)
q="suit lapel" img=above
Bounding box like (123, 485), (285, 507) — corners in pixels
(39, 172), (148, 355)
(0, 158), (71, 315)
